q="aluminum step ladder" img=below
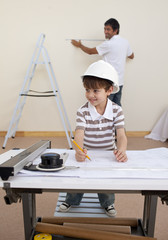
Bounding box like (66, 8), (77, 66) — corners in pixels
(2, 34), (73, 149)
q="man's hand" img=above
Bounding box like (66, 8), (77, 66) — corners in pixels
(71, 40), (98, 55)
(113, 149), (128, 162)
(71, 39), (82, 48)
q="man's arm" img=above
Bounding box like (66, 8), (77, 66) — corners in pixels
(128, 52), (134, 59)
(71, 40), (98, 55)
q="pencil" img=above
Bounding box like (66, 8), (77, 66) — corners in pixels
(71, 139), (91, 160)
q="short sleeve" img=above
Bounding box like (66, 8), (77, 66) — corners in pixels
(127, 43), (133, 57)
(96, 41), (110, 56)
(113, 105), (125, 129)
(75, 108), (86, 130)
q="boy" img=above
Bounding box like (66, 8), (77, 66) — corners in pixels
(59, 60), (128, 217)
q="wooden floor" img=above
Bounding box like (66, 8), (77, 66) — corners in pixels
(0, 136), (168, 240)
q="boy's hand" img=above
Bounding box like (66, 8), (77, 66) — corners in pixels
(113, 149), (128, 162)
(75, 148), (87, 162)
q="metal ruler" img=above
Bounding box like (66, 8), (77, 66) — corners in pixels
(0, 140), (51, 180)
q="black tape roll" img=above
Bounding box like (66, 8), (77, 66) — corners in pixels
(39, 153), (63, 169)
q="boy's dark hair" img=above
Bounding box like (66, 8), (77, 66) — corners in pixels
(104, 18), (120, 34)
(83, 76), (113, 92)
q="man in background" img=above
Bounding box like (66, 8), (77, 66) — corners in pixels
(71, 18), (134, 106)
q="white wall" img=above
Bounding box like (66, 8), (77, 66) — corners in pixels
(0, 0), (168, 132)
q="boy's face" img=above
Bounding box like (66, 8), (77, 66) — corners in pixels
(85, 87), (113, 109)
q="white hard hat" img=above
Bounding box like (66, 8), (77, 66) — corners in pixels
(82, 60), (119, 93)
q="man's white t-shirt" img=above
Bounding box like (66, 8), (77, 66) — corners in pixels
(96, 35), (133, 86)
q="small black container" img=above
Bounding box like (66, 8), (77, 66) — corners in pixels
(39, 153), (63, 169)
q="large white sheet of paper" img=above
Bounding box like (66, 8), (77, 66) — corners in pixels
(18, 147), (168, 179)
(145, 107), (168, 142)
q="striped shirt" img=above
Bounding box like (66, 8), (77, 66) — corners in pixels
(76, 99), (125, 150)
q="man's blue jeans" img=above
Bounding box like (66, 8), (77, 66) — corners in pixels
(65, 193), (115, 208)
(109, 85), (123, 106)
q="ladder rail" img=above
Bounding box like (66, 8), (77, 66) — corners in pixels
(41, 48), (73, 149)
(19, 34), (45, 95)
(3, 35), (46, 145)
(9, 97), (27, 138)
(3, 34), (73, 149)
(12, 40), (45, 136)
(43, 46), (74, 139)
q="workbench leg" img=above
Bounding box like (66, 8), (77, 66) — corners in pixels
(143, 195), (158, 237)
(22, 193), (36, 240)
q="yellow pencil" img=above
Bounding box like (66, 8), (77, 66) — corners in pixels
(71, 139), (91, 160)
